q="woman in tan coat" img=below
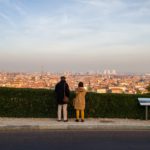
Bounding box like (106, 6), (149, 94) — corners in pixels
(74, 82), (86, 122)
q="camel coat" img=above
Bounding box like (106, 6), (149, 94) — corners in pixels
(74, 87), (86, 110)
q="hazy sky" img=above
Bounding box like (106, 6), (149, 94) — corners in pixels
(0, 0), (150, 73)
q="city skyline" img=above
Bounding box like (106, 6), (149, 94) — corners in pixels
(0, 71), (149, 94)
(0, 0), (150, 73)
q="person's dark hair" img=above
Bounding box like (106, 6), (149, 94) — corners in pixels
(78, 82), (84, 87)
(60, 76), (66, 80)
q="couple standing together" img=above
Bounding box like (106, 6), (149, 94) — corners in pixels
(55, 76), (86, 122)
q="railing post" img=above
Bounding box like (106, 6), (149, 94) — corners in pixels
(145, 106), (148, 120)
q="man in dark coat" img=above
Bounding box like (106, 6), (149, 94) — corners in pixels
(55, 76), (70, 122)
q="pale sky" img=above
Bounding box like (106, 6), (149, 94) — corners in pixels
(0, 0), (150, 73)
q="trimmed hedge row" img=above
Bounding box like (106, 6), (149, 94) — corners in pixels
(0, 87), (150, 119)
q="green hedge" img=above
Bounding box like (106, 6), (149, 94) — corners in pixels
(0, 87), (150, 119)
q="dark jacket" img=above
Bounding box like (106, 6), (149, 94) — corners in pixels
(55, 80), (70, 104)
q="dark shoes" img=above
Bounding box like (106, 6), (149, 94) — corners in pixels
(57, 119), (68, 122)
(58, 119), (84, 122)
(75, 119), (84, 122)
(64, 120), (68, 122)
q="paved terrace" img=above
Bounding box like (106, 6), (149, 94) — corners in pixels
(0, 118), (150, 130)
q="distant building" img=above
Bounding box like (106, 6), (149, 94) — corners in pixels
(110, 88), (123, 94)
(112, 69), (117, 75)
(109, 87), (125, 94)
(97, 88), (107, 93)
(103, 69), (117, 75)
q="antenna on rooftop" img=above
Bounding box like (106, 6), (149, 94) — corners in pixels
(40, 65), (44, 79)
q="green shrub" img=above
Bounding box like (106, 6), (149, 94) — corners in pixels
(0, 87), (150, 119)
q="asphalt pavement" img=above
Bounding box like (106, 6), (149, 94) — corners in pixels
(0, 130), (150, 150)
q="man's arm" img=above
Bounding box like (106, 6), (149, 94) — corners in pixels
(66, 83), (70, 97)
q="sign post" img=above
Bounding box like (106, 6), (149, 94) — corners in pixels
(138, 98), (150, 120)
